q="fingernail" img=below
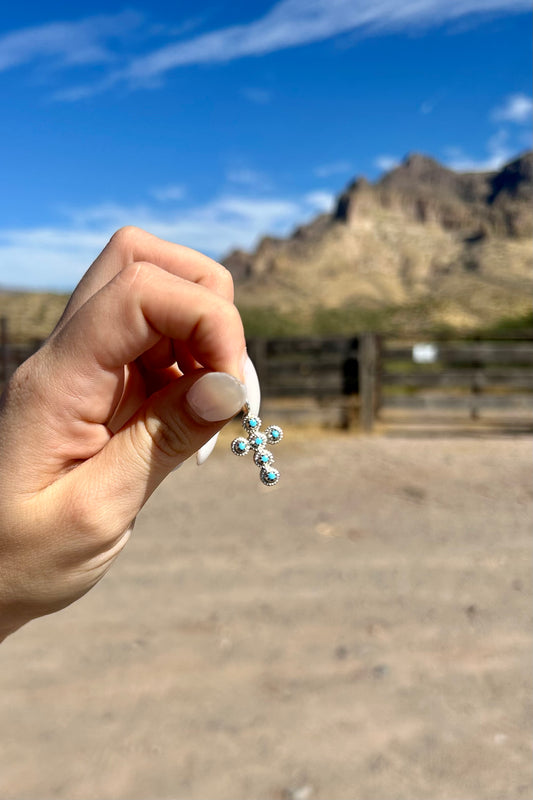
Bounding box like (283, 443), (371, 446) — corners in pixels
(196, 432), (220, 465)
(186, 373), (246, 422)
(240, 349), (249, 382)
(243, 355), (261, 416)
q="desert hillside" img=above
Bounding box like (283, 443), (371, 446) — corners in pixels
(1, 152), (531, 343)
(225, 151), (533, 334)
(0, 291), (69, 345)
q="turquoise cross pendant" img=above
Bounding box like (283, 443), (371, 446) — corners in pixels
(231, 403), (283, 486)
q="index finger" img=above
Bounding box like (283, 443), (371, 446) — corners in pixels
(50, 260), (245, 399)
(57, 227), (235, 331)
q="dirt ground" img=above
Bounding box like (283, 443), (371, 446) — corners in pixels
(1, 431), (532, 800)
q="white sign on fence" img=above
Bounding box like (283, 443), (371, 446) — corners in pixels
(412, 343), (439, 364)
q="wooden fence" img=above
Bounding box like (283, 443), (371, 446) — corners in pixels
(246, 333), (533, 432)
(378, 337), (533, 433)
(1, 317), (532, 433)
(246, 335), (378, 430)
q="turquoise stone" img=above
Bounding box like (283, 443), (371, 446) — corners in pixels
(255, 437), (262, 445)
(268, 472), (276, 481)
(272, 430), (279, 438)
(261, 454), (268, 463)
(249, 419), (258, 428)
(238, 442), (246, 451)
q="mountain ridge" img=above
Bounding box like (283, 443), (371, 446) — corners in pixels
(224, 151), (533, 334)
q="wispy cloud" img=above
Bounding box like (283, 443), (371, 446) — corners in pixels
(118, 0), (531, 84)
(226, 168), (270, 189)
(303, 191), (335, 212)
(374, 155), (401, 172)
(0, 188), (333, 289)
(150, 184), (187, 202)
(314, 161), (352, 178)
(492, 93), (532, 124)
(445, 91), (532, 172)
(241, 87), (272, 105)
(0, 11), (142, 73)
(4, 0), (528, 99)
(0, 228), (105, 290)
(445, 129), (514, 171)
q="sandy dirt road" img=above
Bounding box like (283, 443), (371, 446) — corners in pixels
(1, 432), (531, 800)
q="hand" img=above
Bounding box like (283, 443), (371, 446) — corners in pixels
(0, 227), (247, 640)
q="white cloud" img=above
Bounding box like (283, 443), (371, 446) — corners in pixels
(303, 191), (335, 212)
(374, 155), (400, 172)
(0, 11), (142, 72)
(0, 189), (327, 290)
(226, 168), (269, 188)
(314, 161), (352, 178)
(51, 84), (107, 102)
(9, 0), (527, 99)
(0, 228), (106, 290)
(492, 93), (532, 124)
(150, 184), (187, 202)
(117, 0), (531, 85)
(444, 129), (515, 172)
(444, 92), (532, 172)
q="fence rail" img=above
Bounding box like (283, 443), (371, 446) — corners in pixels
(1, 317), (532, 433)
(382, 343), (533, 364)
(248, 332), (533, 432)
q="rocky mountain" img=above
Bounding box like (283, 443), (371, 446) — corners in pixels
(224, 152), (533, 333)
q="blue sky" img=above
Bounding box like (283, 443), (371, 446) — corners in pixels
(0, 0), (531, 290)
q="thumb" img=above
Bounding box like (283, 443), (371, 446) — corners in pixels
(71, 371), (246, 525)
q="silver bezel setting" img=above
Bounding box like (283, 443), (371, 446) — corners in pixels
(248, 431), (267, 450)
(260, 466), (280, 486)
(231, 436), (250, 456)
(242, 413), (262, 434)
(253, 448), (274, 468)
(265, 425), (284, 445)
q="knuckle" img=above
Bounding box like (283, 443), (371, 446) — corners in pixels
(141, 409), (194, 463)
(110, 225), (142, 252)
(7, 358), (32, 393)
(1, 350), (59, 434)
(218, 297), (243, 331)
(214, 262), (234, 292)
(203, 261), (234, 301)
(62, 478), (127, 556)
(118, 260), (153, 290)
(4, 351), (41, 400)
(63, 486), (107, 543)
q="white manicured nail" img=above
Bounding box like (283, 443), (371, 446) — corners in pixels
(186, 373), (246, 422)
(243, 355), (261, 416)
(195, 359), (261, 466)
(196, 432), (220, 465)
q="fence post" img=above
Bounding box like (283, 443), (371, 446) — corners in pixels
(1, 317), (8, 387)
(359, 332), (378, 432)
(470, 368), (485, 421)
